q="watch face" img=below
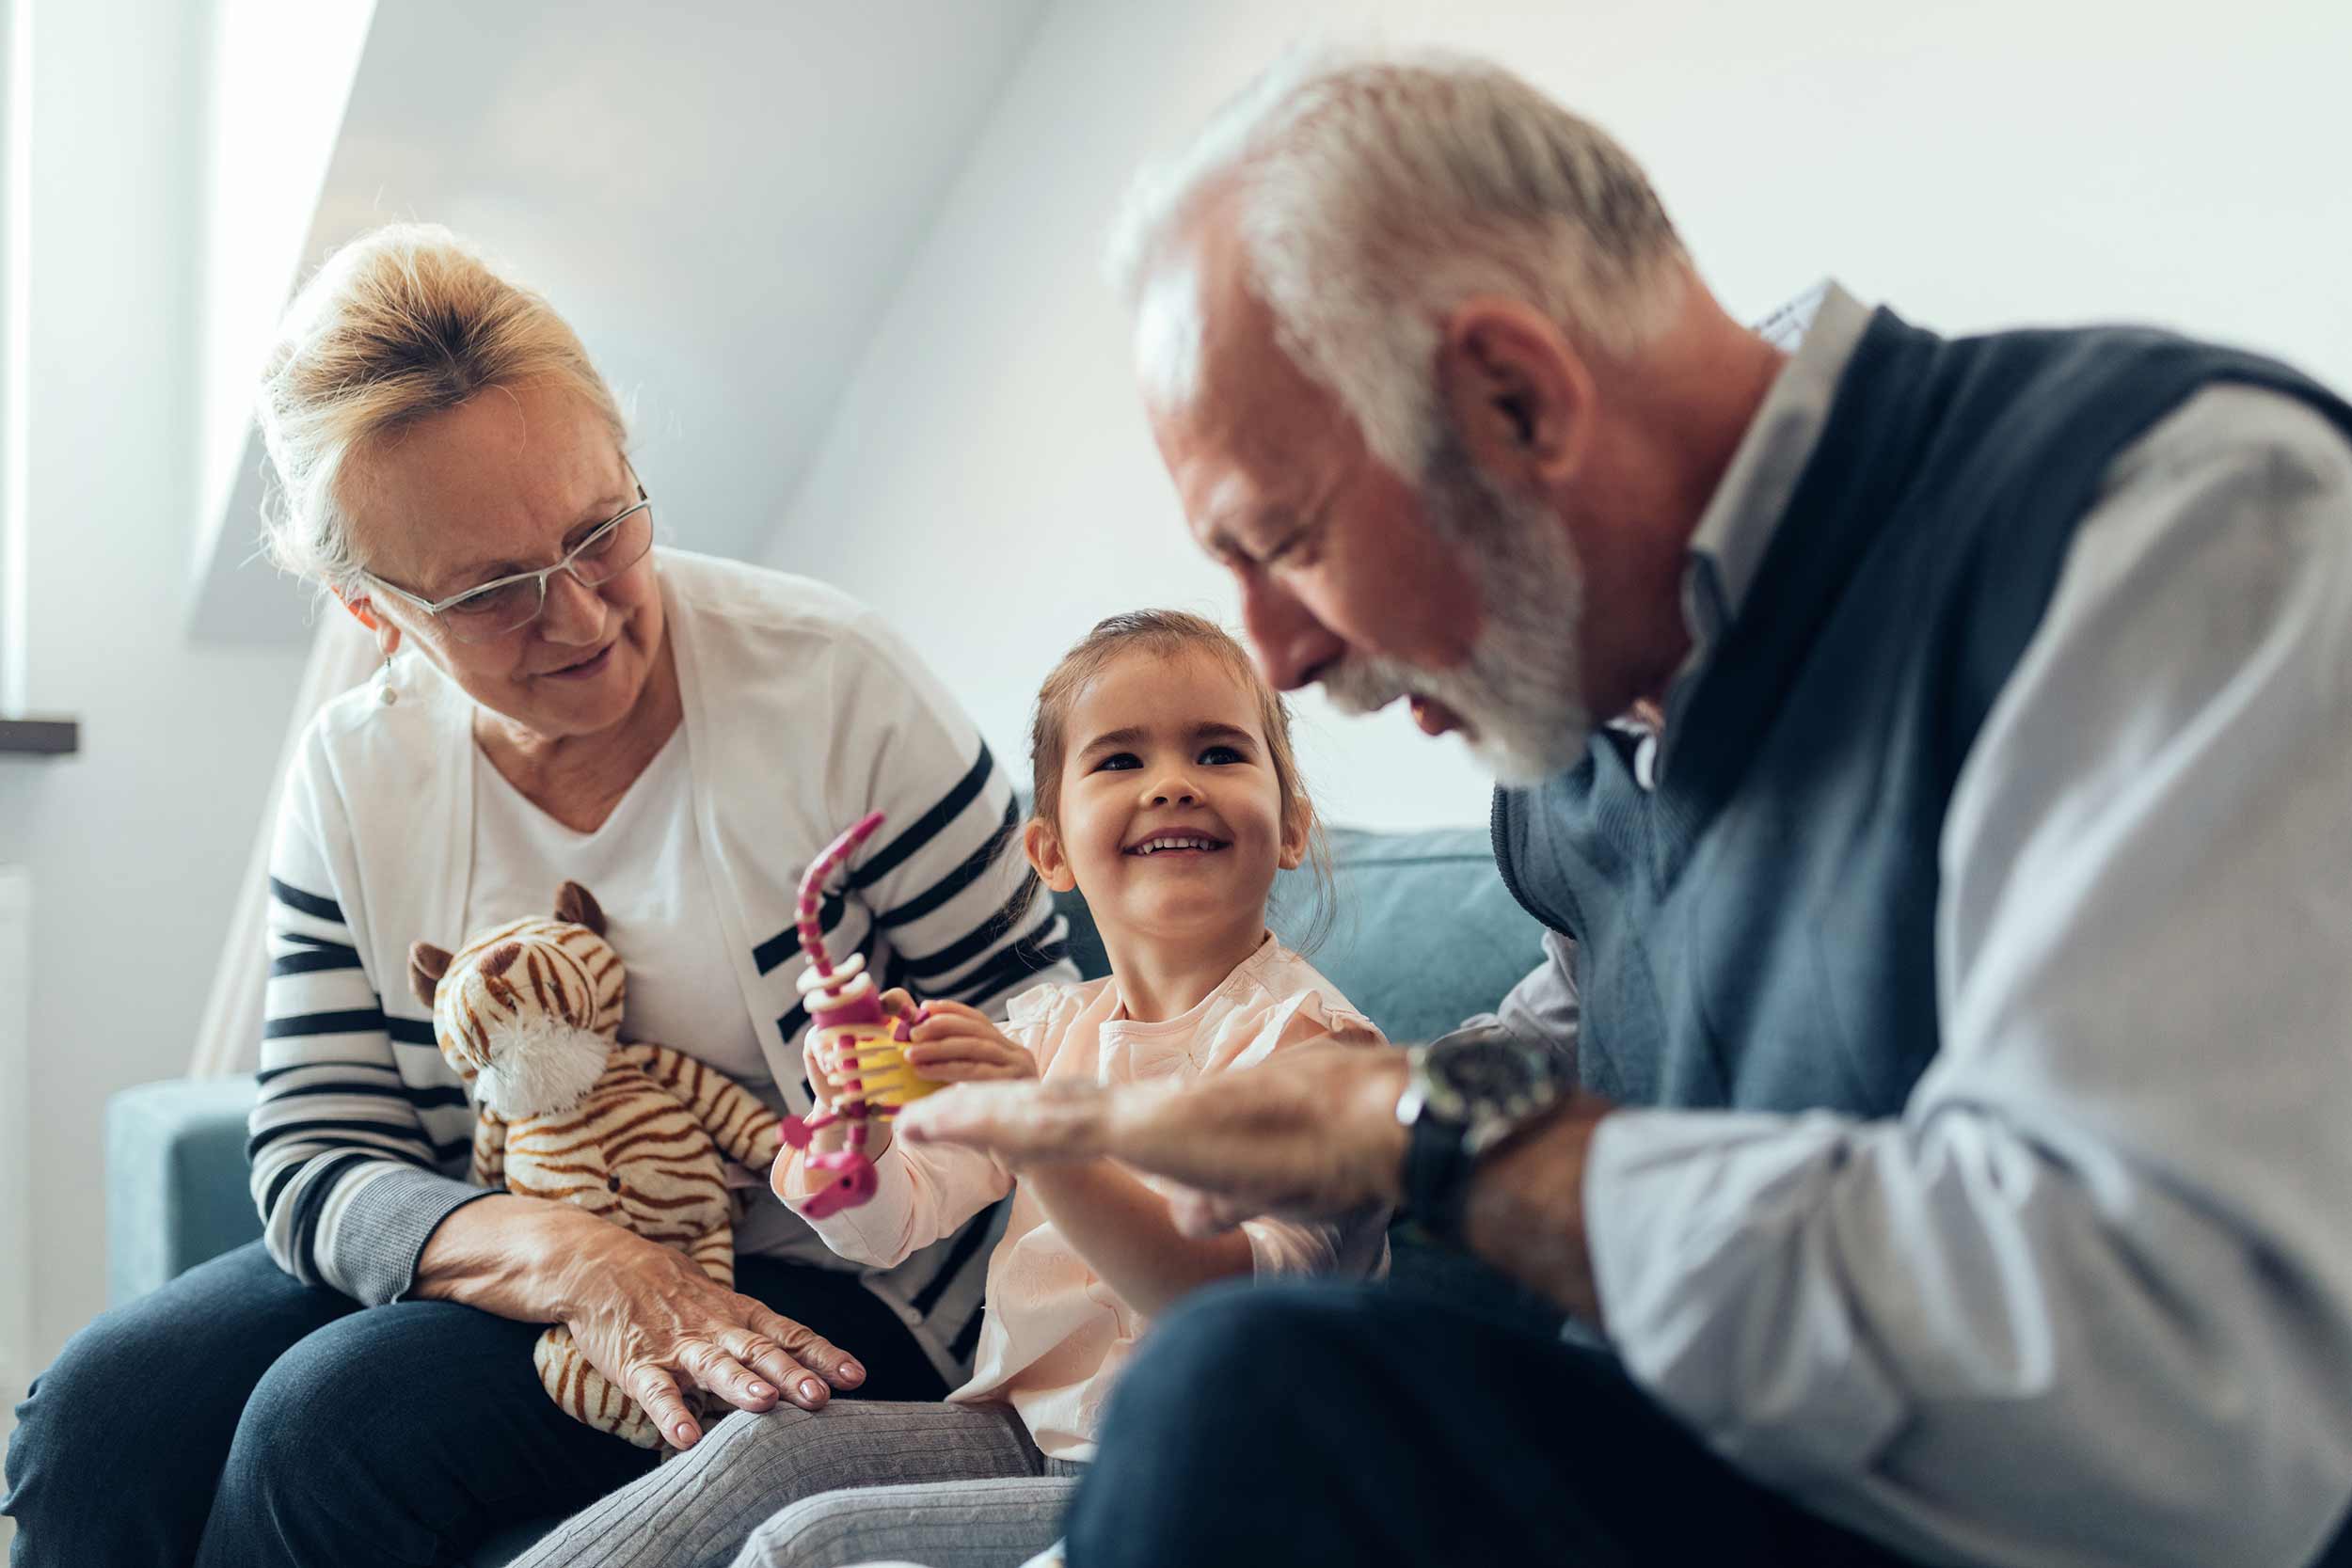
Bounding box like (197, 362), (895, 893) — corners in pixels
(1428, 1027), (1547, 1108)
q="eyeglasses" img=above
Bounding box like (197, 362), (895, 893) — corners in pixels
(360, 486), (656, 644)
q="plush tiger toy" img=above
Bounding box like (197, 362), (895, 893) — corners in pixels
(407, 879), (784, 1449)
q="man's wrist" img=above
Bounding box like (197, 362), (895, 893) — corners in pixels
(1391, 1028), (1567, 1241)
(1457, 1095), (1613, 1322)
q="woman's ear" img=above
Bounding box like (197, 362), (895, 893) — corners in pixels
(1278, 796), (1313, 872)
(408, 942), (453, 1008)
(331, 588), (402, 657)
(1024, 817), (1078, 894)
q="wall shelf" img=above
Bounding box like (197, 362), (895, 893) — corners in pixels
(0, 718), (78, 755)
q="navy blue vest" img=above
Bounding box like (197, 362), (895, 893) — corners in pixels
(1493, 308), (2352, 1117)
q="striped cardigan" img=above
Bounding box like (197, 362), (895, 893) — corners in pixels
(247, 549), (1071, 1382)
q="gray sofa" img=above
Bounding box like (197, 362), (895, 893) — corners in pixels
(103, 821), (1549, 1563)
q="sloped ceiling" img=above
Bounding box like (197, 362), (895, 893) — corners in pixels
(189, 0), (1051, 642)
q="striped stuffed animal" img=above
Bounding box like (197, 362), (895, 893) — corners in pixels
(407, 879), (784, 1449)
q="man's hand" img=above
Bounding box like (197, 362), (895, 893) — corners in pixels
(898, 1028), (1621, 1322)
(896, 1034), (1411, 1224)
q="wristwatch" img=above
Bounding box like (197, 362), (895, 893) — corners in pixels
(1394, 1022), (1567, 1245)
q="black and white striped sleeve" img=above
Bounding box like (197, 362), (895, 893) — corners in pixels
(824, 617), (1077, 1022)
(246, 749), (485, 1304)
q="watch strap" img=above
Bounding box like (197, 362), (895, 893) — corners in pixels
(1403, 1105), (1476, 1246)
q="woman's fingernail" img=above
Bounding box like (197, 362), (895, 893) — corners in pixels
(749, 1382), (773, 1399)
(801, 1378), (824, 1402)
(837, 1360), (865, 1384)
(674, 1421), (696, 1442)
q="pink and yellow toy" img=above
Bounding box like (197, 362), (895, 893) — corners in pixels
(775, 812), (942, 1217)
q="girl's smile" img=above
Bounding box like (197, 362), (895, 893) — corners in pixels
(1122, 832), (1232, 858)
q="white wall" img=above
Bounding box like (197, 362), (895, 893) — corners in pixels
(193, 0), (376, 589)
(0, 866), (32, 1519)
(771, 0), (2352, 830)
(0, 0), (310, 1385)
(189, 0), (1053, 646)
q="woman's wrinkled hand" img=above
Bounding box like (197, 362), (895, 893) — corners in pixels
(416, 1195), (871, 1451)
(546, 1210), (866, 1450)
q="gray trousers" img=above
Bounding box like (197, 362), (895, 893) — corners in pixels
(510, 1400), (1080, 1568)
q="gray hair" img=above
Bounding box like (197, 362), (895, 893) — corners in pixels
(254, 223), (628, 597)
(1105, 46), (1690, 478)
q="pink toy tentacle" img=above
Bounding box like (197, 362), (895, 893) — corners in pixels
(782, 813), (897, 1212)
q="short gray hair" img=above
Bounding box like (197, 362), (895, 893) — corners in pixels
(255, 223), (628, 597)
(1106, 46), (1690, 478)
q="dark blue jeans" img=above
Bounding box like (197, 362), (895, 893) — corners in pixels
(3, 1240), (945, 1567)
(1064, 1277), (1922, 1568)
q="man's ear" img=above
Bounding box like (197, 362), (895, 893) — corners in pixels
(408, 942), (453, 1008)
(1024, 817), (1079, 895)
(1278, 796), (1313, 872)
(1434, 296), (1592, 490)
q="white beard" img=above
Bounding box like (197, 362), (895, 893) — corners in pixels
(473, 1015), (612, 1119)
(1320, 446), (1592, 787)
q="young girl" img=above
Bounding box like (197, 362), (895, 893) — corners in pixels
(512, 610), (1387, 1568)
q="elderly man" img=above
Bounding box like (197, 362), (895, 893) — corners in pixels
(898, 46), (2352, 1568)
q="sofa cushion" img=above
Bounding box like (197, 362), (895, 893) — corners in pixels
(105, 1075), (266, 1305)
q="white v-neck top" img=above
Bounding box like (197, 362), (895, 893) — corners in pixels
(465, 728), (768, 1090)
(469, 729), (834, 1260)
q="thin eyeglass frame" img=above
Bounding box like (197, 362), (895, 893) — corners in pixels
(358, 483), (653, 641)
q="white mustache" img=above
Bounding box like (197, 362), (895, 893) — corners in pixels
(1318, 657), (1412, 717)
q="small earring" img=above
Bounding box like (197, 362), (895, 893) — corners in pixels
(376, 651), (399, 707)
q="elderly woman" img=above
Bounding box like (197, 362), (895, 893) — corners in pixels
(1, 224), (1069, 1567)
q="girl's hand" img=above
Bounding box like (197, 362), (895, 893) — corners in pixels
(901, 1000), (1038, 1084)
(801, 1030), (837, 1113)
(807, 989), (960, 1101)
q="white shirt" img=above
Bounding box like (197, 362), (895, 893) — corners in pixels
(1493, 285), (2352, 1568)
(467, 729), (768, 1088)
(468, 729), (835, 1260)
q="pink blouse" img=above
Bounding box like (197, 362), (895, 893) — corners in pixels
(778, 936), (1391, 1461)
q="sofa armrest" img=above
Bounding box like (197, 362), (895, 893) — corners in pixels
(105, 1076), (262, 1306)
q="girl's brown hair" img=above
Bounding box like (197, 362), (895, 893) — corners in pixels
(1027, 610), (1336, 952)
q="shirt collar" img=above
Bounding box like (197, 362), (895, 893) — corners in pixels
(1680, 279), (1873, 642)
(1616, 280), (1872, 786)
